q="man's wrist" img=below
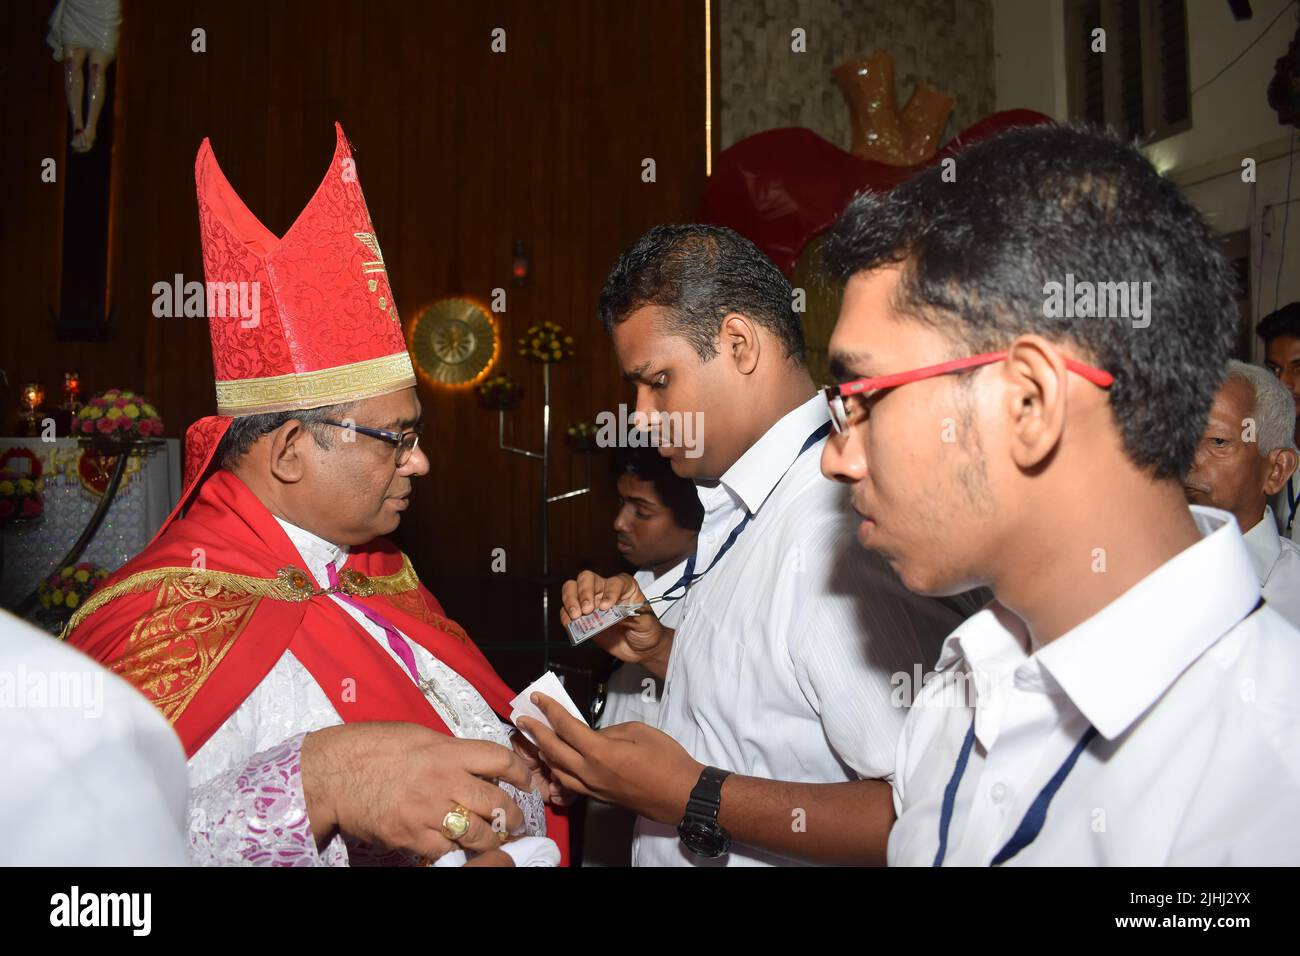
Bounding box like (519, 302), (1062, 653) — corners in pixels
(644, 756), (705, 825)
(301, 727), (341, 849)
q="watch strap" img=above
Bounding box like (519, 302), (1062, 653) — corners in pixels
(684, 765), (732, 821)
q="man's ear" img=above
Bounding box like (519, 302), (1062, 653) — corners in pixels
(1263, 446), (1299, 496)
(719, 312), (760, 376)
(267, 420), (311, 484)
(1000, 335), (1071, 471)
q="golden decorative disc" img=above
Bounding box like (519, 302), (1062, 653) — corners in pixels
(408, 298), (499, 388)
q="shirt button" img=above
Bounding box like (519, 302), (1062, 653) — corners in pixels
(990, 782), (1008, 804)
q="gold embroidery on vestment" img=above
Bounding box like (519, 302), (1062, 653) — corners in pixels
(60, 553), (420, 640)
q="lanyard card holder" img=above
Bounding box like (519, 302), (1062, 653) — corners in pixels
(565, 596), (674, 646)
(565, 602), (644, 646)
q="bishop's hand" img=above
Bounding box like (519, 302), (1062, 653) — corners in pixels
(301, 722), (532, 862)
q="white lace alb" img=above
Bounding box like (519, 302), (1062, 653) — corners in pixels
(186, 517), (547, 860)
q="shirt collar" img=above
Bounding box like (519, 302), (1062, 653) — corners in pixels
(1241, 506), (1282, 586)
(935, 506), (1261, 742)
(935, 603), (1028, 679)
(1034, 505), (1260, 741)
(635, 558), (690, 602)
(273, 516), (350, 589)
(930, 604), (1031, 748)
(717, 393), (828, 516)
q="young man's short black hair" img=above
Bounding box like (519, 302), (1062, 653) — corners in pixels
(1258, 302), (1300, 344)
(613, 445), (704, 532)
(598, 223), (806, 366)
(822, 122), (1237, 482)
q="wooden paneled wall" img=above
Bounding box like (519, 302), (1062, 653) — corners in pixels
(0, 0), (711, 682)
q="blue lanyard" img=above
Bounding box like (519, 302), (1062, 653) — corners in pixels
(659, 420), (831, 602)
(933, 718), (1098, 867)
(934, 595), (1267, 866)
(1286, 476), (1297, 532)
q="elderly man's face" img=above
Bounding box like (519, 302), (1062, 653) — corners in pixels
(294, 388), (429, 545)
(1185, 377), (1274, 533)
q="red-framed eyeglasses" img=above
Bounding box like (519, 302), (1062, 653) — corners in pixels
(822, 350), (1115, 434)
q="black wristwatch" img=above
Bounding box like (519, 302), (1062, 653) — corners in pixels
(677, 766), (733, 858)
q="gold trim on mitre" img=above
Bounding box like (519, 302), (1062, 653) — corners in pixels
(215, 351), (417, 416)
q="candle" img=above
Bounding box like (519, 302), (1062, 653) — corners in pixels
(20, 383), (44, 412)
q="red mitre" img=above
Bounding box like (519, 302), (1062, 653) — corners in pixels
(153, 122), (416, 544)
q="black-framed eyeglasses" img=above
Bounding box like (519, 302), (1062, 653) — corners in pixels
(319, 419), (424, 466)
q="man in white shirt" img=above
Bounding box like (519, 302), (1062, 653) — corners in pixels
(520, 225), (977, 866)
(596, 446), (703, 729)
(1, 609), (190, 865)
(1185, 361), (1300, 626)
(582, 447), (702, 866)
(817, 123), (1300, 864)
(1259, 303), (1300, 540)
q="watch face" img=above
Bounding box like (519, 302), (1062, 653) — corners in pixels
(677, 819), (731, 858)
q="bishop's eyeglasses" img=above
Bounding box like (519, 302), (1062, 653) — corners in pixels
(319, 419), (424, 466)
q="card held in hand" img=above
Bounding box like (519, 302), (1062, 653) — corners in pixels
(509, 671), (589, 747)
(565, 602), (640, 646)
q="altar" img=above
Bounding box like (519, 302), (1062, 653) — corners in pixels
(0, 437), (181, 631)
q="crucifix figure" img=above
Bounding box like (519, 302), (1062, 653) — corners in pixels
(46, 0), (122, 154)
(417, 676), (462, 729)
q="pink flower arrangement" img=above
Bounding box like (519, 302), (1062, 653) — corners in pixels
(38, 562), (109, 612)
(75, 388), (164, 441)
(0, 470), (42, 521)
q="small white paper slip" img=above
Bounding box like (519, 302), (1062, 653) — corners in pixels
(509, 670), (589, 746)
(565, 602), (641, 646)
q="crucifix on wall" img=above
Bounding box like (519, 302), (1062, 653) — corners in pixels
(46, 0), (122, 341)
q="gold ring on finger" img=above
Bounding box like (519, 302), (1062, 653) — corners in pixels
(441, 805), (472, 842)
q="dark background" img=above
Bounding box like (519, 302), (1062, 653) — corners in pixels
(0, 0), (717, 688)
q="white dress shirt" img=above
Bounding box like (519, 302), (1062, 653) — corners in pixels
(583, 562), (690, 867)
(633, 394), (971, 867)
(189, 517), (549, 854)
(889, 505), (1300, 866)
(1242, 506), (1300, 628)
(638, 563), (690, 631)
(1, 609), (190, 865)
